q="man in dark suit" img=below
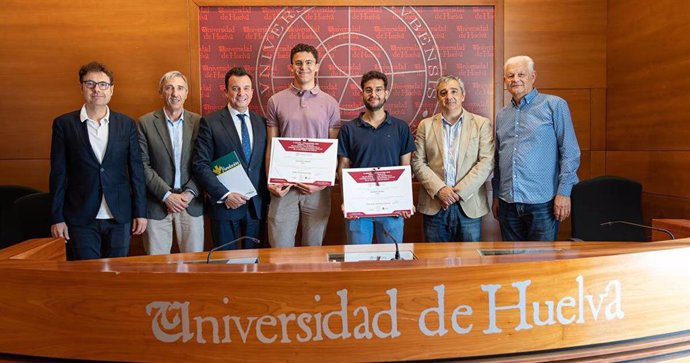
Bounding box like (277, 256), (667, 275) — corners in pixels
(50, 61), (147, 260)
(193, 67), (267, 249)
(138, 71), (204, 255)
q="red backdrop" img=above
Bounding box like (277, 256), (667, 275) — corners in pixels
(199, 6), (494, 132)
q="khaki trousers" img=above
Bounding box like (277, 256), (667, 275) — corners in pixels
(267, 188), (331, 248)
(143, 210), (205, 254)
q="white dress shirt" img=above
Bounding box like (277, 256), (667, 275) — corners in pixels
(80, 105), (114, 219)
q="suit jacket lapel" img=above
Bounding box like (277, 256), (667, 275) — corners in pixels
(219, 109), (244, 162)
(153, 109), (174, 162)
(101, 113), (118, 163)
(432, 114), (445, 159)
(180, 110), (194, 166)
(77, 116), (100, 164)
(456, 110), (472, 176)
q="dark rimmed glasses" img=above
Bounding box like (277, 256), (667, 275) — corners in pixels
(82, 80), (112, 90)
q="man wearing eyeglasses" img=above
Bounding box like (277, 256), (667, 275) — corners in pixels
(337, 70), (415, 244)
(137, 71), (204, 255)
(49, 61), (147, 260)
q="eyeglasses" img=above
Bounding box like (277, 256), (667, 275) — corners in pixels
(363, 88), (386, 95)
(82, 80), (112, 90)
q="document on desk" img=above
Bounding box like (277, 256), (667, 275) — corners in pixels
(268, 137), (338, 186)
(211, 151), (257, 198)
(342, 165), (414, 218)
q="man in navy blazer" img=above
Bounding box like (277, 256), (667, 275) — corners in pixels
(193, 66), (268, 249)
(50, 61), (147, 260)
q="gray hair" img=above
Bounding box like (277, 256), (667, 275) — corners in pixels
(504, 55), (535, 75)
(436, 75), (465, 94)
(158, 71), (189, 91)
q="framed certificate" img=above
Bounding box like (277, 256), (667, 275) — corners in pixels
(342, 165), (414, 218)
(268, 137), (338, 186)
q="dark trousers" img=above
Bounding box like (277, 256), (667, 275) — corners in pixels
(68, 219), (131, 260)
(498, 199), (559, 241)
(211, 214), (262, 250)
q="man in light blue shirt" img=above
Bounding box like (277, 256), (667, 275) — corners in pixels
(491, 56), (580, 241)
(138, 71), (204, 254)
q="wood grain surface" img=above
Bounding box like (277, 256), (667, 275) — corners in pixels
(0, 237), (688, 361)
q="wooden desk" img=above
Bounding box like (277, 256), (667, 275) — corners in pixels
(1, 238), (689, 362)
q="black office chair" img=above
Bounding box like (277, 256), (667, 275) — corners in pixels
(13, 192), (73, 260)
(570, 176), (647, 241)
(14, 192), (52, 241)
(0, 185), (41, 248)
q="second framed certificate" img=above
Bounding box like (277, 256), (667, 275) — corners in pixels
(268, 137), (338, 186)
(342, 165), (414, 218)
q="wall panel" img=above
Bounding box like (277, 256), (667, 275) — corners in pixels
(606, 151), (690, 199)
(503, 0), (606, 89)
(590, 88), (606, 151)
(0, 160), (51, 191)
(0, 0), (192, 189)
(590, 150), (606, 177)
(608, 0), (690, 221)
(608, 1), (690, 151)
(643, 194), (690, 222)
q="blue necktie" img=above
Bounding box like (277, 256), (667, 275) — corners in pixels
(238, 113), (251, 163)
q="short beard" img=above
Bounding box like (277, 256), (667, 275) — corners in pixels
(364, 98), (386, 112)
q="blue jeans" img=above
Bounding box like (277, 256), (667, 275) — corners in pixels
(346, 216), (404, 245)
(498, 199), (559, 241)
(423, 204), (481, 242)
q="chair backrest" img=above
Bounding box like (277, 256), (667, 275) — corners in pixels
(14, 192), (52, 242)
(571, 176), (647, 241)
(0, 185), (41, 248)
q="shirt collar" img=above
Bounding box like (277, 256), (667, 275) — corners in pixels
(227, 106), (249, 119)
(163, 109), (185, 124)
(441, 110), (464, 127)
(290, 83), (320, 95)
(511, 88), (539, 108)
(79, 104), (110, 124)
(356, 111), (392, 129)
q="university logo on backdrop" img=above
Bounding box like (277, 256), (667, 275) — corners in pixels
(199, 6), (494, 132)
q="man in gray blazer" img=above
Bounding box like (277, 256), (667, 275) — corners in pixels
(137, 71), (204, 254)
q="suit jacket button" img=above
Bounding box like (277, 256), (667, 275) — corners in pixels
(100, 168), (105, 172)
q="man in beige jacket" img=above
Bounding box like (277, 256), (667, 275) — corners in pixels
(412, 75), (494, 242)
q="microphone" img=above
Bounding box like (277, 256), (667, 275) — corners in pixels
(600, 221), (676, 240)
(379, 221), (401, 260)
(206, 236), (261, 264)
(296, 90), (305, 97)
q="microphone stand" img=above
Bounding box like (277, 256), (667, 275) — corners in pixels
(600, 221), (676, 240)
(206, 236), (261, 264)
(379, 221), (401, 260)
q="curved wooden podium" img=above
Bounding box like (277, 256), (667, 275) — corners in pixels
(1, 237), (689, 362)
